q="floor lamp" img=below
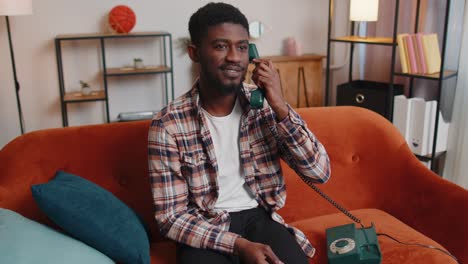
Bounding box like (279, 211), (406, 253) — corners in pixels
(0, 0), (32, 134)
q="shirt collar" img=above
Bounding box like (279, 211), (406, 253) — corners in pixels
(190, 79), (257, 116)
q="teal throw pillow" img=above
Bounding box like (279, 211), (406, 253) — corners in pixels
(31, 171), (150, 264)
(0, 208), (114, 264)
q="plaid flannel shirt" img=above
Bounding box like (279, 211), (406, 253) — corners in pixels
(148, 81), (330, 257)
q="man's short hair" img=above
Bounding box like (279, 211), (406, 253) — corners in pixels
(188, 2), (249, 46)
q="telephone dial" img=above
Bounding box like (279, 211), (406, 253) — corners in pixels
(326, 223), (381, 264)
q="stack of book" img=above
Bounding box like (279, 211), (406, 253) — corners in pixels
(396, 33), (441, 75)
(392, 95), (449, 157)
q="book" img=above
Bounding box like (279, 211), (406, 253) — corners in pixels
(406, 98), (449, 156)
(412, 35), (423, 74)
(405, 35), (419, 74)
(409, 98), (432, 156)
(426, 100), (449, 153)
(415, 33), (428, 74)
(402, 36), (412, 73)
(422, 34), (442, 74)
(393, 95), (412, 141)
(396, 34), (409, 73)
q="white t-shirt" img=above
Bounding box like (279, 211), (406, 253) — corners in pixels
(201, 98), (258, 212)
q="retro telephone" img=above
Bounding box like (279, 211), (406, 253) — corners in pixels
(299, 176), (382, 264)
(248, 43), (265, 109)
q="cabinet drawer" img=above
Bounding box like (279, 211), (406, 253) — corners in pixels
(336, 80), (403, 118)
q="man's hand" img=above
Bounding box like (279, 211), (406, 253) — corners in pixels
(251, 59), (288, 120)
(234, 237), (284, 264)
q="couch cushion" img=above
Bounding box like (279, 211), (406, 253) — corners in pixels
(0, 208), (114, 264)
(291, 208), (458, 264)
(31, 171), (150, 264)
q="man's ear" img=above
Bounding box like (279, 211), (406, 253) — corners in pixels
(187, 44), (200, 63)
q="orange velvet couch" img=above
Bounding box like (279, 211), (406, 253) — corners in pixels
(1, 106), (467, 264)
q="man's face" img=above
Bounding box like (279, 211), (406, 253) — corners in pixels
(196, 23), (249, 95)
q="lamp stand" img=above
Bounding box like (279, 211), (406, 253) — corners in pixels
(355, 21), (366, 39)
(5, 16), (25, 134)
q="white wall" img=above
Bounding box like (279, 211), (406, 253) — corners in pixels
(0, 0), (329, 147)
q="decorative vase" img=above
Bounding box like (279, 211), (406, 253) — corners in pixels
(134, 58), (144, 69)
(80, 80), (92, 96)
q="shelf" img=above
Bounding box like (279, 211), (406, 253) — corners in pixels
(56, 31), (171, 40)
(56, 30), (174, 127)
(325, 0), (460, 176)
(105, 66), (172, 76)
(262, 54), (325, 62)
(394, 70), (457, 80)
(330, 36), (394, 46)
(415, 151), (446, 162)
(63, 90), (106, 103)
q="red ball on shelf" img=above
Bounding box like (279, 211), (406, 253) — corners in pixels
(108, 5), (136, 33)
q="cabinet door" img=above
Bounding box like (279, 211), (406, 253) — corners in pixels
(302, 60), (323, 107)
(275, 61), (301, 107)
(275, 60), (323, 108)
(245, 64), (293, 104)
(245, 63), (298, 107)
(245, 57), (323, 108)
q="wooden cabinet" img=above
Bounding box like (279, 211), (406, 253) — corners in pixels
(246, 54), (324, 108)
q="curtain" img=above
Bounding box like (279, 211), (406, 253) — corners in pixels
(444, 2), (468, 189)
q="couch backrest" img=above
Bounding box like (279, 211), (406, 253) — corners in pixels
(0, 120), (160, 239)
(277, 106), (410, 223)
(0, 106), (410, 241)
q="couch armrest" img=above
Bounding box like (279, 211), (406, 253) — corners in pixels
(381, 145), (468, 264)
(281, 106), (467, 263)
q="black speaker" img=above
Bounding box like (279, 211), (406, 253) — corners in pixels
(336, 80), (404, 119)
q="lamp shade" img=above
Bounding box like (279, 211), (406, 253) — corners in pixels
(350, 0), (379, 21)
(0, 0), (33, 16)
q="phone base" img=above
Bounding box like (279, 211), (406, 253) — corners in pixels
(326, 223), (381, 264)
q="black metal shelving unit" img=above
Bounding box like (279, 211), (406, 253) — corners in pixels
(55, 31), (174, 127)
(325, 0), (463, 174)
(325, 2), (400, 119)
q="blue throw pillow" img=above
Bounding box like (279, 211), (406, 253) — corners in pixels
(31, 171), (150, 264)
(0, 208), (114, 264)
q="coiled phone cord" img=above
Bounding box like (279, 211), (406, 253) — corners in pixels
(264, 110), (365, 229)
(298, 175), (365, 229)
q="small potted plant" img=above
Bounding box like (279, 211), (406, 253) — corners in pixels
(80, 80), (92, 95)
(134, 58), (144, 69)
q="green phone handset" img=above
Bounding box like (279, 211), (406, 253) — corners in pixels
(248, 43), (265, 109)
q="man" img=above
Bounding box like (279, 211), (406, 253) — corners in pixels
(148, 3), (330, 263)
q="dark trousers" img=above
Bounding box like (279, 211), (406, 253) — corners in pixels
(176, 207), (308, 264)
